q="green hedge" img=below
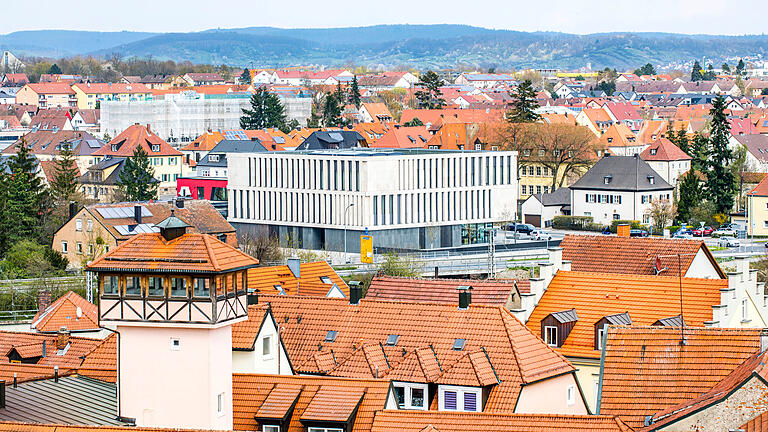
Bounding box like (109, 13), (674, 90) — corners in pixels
(609, 220), (644, 233)
(553, 216), (601, 231)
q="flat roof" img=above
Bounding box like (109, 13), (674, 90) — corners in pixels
(267, 148), (518, 157)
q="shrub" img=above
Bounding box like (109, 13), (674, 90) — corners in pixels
(552, 216), (601, 231)
(609, 220), (644, 233)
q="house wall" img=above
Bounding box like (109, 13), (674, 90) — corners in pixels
(52, 208), (116, 268)
(747, 195), (768, 236)
(657, 376), (768, 432)
(515, 372), (588, 415)
(684, 249), (722, 279)
(571, 188), (674, 226)
(646, 160), (691, 187)
(570, 357), (601, 414)
(118, 324), (234, 430)
(231, 314), (292, 375)
(521, 197), (564, 228)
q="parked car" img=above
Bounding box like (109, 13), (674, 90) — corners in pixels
(673, 232), (694, 239)
(692, 226), (714, 236)
(718, 236), (740, 248)
(674, 228), (693, 237)
(712, 227), (736, 237)
(507, 223), (534, 234)
(529, 228), (552, 241)
(629, 229), (649, 237)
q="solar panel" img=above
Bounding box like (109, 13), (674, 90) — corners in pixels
(96, 206), (152, 219)
(224, 130), (248, 140)
(113, 224), (159, 235)
(328, 132), (343, 141)
(273, 137), (285, 144)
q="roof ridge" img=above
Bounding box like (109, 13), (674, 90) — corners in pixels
(201, 234), (220, 271)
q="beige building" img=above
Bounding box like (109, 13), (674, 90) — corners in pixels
(15, 83), (76, 108)
(71, 83), (152, 109)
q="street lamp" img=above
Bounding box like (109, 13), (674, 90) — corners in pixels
(344, 203), (355, 263)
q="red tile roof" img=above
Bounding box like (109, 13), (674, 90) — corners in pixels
(367, 276), (526, 306)
(92, 124), (180, 157)
(72, 83), (151, 95)
(23, 83), (75, 95)
(400, 109), (504, 127)
(232, 373), (389, 432)
(639, 138), (691, 161)
(31, 291), (98, 333)
(370, 411), (633, 432)
(598, 326), (762, 430)
(526, 271), (725, 359)
(76, 334), (117, 383)
(180, 130), (224, 152)
(560, 235), (724, 278)
(742, 411), (768, 432)
(750, 172), (768, 197)
(370, 126), (430, 149)
(247, 261), (347, 297)
(87, 232), (258, 273)
(0, 331), (102, 369)
(233, 296), (574, 412)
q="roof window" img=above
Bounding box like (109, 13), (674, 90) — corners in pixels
(324, 330), (338, 342)
(385, 334), (400, 346)
(604, 175), (612, 184)
(320, 276), (332, 284)
(648, 175), (655, 184)
(151, 144), (160, 152)
(452, 338), (466, 351)
(650, 148), (657, 155)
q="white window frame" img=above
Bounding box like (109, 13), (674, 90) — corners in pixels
(262, 335), (272, 358)
(217, 392), (225, 417)
(263, 426), (280, 432)
(308, 428), (343, 432)
(61, 241), (68, 254)
(567, 384), (576, 406)
(597, 324), (607, 350)
(438, 385), (481, 412)
(392, 381), (428, 410)
(76, 218), (82, 231)
(544, 326), (558, 347)
(170, 338), (180, 351)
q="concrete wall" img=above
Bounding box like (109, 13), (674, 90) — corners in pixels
(515, 372), (588, 415)
(118, 324), (233, 430)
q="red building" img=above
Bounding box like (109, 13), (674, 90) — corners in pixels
(176, 176), (227, 201)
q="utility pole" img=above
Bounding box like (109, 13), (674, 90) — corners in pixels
(488, 227), (496, 278)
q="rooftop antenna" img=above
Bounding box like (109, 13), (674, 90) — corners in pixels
(677, 253), (686, 346)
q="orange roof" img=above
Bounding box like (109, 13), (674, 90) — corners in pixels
(426, 123), (481, 150)
(0, 364), (72, 384)
(599, 326), (762, 430)
(637, 120), (670, 145)
(674, 104), (712, 121)
(180, 130), (224, 152)
(24, 83), (75, 95)
(247, 261), (347, 297)
(0, 331), (102, 369)
(72, 83), (151, 95)
(233, 296), (574, 412)
(0, 422), (228, 432)
(93, 124), (180, 157)
(525, 271), (725, 358)
(598, 123), (637, 148)
(400, 109), (504, 127)
(367, 276), (527, 305)
(742, 411), (768, 432)
(580, 107), (613, 124)
(233, 373), (389, 432)
(87, 232), (258, 273)
(749, 173), (768, 197)
(76, 333), (117, 383)
(371, 125), (430, 149)
(639, 138), (691, 161)
(370, 411), (633, 432)
(31, 291), (98, 333)
(361, 102), (393, 122)
(560, 235), (724, 278)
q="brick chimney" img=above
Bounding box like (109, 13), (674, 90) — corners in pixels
(38, 290), (51, 314)
(56, 327), (69, 351)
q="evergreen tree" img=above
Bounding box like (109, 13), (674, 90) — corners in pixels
(403, 117), (424, 127)
(722, 63), (731, 74)
(239, 69), (251, 85)
(703, 64), (716, 80)
(507, 80), (541, 123)
(706, 96), (737, 214)
(414, 71), (446, 109)
(48, 63), (62, 75)
(117, 146), (158, 201)
(668, 127), (690, 156)
(349, 76), (361, 108)
(689, 132), (710, 172)
(677, 171), (700, 223)
(691, 60), (704, 82)
(0, 139), (49, 252)
(240, 88), (287, 130)
(737, 59), (746, 75)
(633, 63), (656, 76)
(50, 144), (81, 205)
(322, 92), (343, 128)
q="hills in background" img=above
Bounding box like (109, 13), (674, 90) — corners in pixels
(2, 25), (768, 69)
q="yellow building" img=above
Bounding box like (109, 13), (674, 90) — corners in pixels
(747, 175), (768, 235)
(71, 83), (152, 109)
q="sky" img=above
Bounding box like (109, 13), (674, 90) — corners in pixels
(4, 0), (768, 35)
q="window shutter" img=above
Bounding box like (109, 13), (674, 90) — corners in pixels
(444, 391), (457, 410)
(464, 392), (477, 411)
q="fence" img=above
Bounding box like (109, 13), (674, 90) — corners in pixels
(0, 276), (87, 320)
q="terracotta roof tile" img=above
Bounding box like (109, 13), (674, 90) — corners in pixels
(369, 411), (633, 432)
(31, 292), (98, 333)
(560, 235), (724, 278)
(72, 83), (151, 95)
(233, 296), (574, 412)
(92, 124), (180, 157)
(24, 83), (75, 95)
(180, 131), (225, 152)
(254, 385), (302, 421)
(0, 331), (102, 369)
(0, 364), (72, 384)
(232, 374), (389, 432)
(0, 421), (230, 432)
(742, 411), (768, 432)
(76, 334), (117, 383)
(526, 271), (725, 359)
(367, 276), (521, 306)
(248, 261), (347, 297)
(639, 138), (691, 161)
(88, 232), (258, 273)
(599, 326), (762, 429)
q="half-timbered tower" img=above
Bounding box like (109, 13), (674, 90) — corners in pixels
(87, 211), (259, 429)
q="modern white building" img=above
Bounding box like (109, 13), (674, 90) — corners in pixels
(227, 148), (518, 251)
(101, 91), (311, 145)
(570, 155), (674, 226)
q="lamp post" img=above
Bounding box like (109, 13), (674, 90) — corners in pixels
(344, 203), (355, 263)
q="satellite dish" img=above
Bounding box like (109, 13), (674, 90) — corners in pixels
(76, 306), (82, 319)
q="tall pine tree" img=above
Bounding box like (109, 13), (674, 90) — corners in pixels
(691, 60), (704, 82)
(51, 143), (81, 205)
(349, 76), (361, 108)
(677, 171), (700, 224)
(322, 92), (344, 128)
(117, 146), (158, 202)
(507, 80), (541, 123)
(706, 96), (737, 214)
(1, 139), (49, 252)
(414, 71), (446, 109)
(240, 88), (287, 131)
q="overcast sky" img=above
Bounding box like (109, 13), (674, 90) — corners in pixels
(4, 0), (768, 35)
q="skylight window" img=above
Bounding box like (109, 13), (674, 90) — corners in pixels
(324, 330), (338, 342)
(386, 334), (400, 346)
(452, 338), (466, 351)
(320, 276), (333, 284)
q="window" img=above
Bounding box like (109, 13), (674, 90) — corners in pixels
(742, 299), (749, 321)
(102, 276), (118, 295)
(170, 338), (180, 351)
(386, 334), (400, 346)
(307, 428), (342, 432)
(464, 392), (477, 411)
(151, 144), (160, 152)
(148, 277), (164, 297)
(76, 218), (82, 231)
(439, 386), (480, 412)
(320, 276), (332, 284)
(263, 426), (280, 432)
(393, 383), (428, 409)
(444, 390), (457, 410)
(596, 325), (607, 350)
(643, 214), (650, 224)
(193, 278), (209, 297)
(262, 336), (272, 356)
(61, 241), (68, 254)
(171, 278), (187, 298)
(324, 330), (338, 342)
(125, 276), (140, 296)
(544, 326), (558, 347)
(452, 338), (465, 350)
(217, 393), (224, 416)
(86, 219), (93, 232)
(209, 154), (220, 162)
(567, 385), (576, 406)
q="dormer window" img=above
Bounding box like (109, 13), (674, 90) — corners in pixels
(595, 312), (632, 350)
(604, 175), (612, 185)
(151, 144), (160, 152)
(209, 154), (220, 162)
(650, 148), (657, 155)
(541, 309), (578, 348)
(648, 175), (655, 184)
(607, 137), (613, 143)
(111, 144), (118, 152)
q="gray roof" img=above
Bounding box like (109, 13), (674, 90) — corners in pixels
(550, 308), (578, 323)
(198, 139), (268, 168)
(604, 312), (632, 325)
(531, 187), (571, 207)
(0, 375), (125, 426)
(296, 130), (365, 150)
(571, 155), (673, 192)
(653, 314), (685, 327)
(80, 157), (126, 186)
